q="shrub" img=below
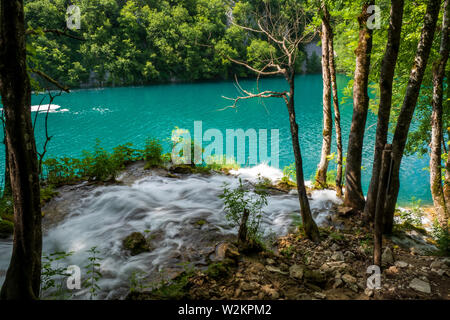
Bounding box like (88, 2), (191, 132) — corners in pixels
(220, 178), (268, 247)
(431, 219), (450, 256)
(112, 143), (141, 168)
(143, 138), (163, 169)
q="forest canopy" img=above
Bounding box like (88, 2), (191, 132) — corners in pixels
(24, 0), (321, 87)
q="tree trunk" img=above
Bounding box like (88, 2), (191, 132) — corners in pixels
(2, 142), (11, 198)
(383, 0), (441, 234)
(0, 0), (43, 299)
(364, 0), (404, 222)
(287, 72), (320, 242)
(325, 5), (343, 197)
(373, 144), (392, 267)
(344, 2), (374, 210)
(430, 0), (449, 229)
(238, 208), (249, 246)
(315, 10), (333, 189)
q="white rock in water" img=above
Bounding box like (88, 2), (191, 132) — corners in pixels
(409, 278), (431, 294)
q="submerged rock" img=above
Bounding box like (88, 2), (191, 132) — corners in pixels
(123, 232), (150, 255)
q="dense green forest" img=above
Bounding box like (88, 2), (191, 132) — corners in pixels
(25, 0), (322, 87)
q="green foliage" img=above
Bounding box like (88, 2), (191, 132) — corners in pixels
(306, 51), (321, 73)
(431, 219), (450, 256)
(143, 138), (163, 169)
(394, 197), (424, 230)
(205, 155), (240, 172)
(282, 163), (297, 183)
(0, 219), (14, 238)
(205, 260), (233, 279)
(40, 185), (58, 206)
(24, 0), (317, 88)
(219, 178), (268, 244)
(40, 250), (74, 299)
(43, 139), (159, 184)
(83, 246), (102, 300)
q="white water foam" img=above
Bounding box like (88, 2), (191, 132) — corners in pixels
(0, 164), (341, 299)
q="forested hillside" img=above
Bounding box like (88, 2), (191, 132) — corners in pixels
(25, 0), (320, 87)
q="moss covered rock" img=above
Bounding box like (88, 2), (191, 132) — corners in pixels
(123, 232), (150, 255)
(0, 219), (13, 238)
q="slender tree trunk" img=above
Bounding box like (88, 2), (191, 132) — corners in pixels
(383, 0), (441, 234)
(287, 72), (320, 242)
(316, 16), (333, 189)
(374, 144), (392, 267)
(0, 0), (42, 299)
(325, 6), (343, 197)
(344, 2), (374, 210)
(364, 0), (404, 222)
(430, 0), (449, 229)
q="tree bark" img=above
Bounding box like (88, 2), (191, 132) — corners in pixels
(0, 0), (43, 299)
(344, 2), (374, 210)
(383, 0), (441, 234)
(287, 72), (320, 242)
(325, 5), (343, 197)
(373, 144), (392, 267)
(364, 0), (404, 222)
(316, 12), (333, 189)
(430, 0), (449, 229)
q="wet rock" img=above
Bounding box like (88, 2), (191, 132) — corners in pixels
(289, 265), (304, 280)
(381, 247), (394, 266)
(170, 165), (193, 174)
(122, 232), (150, 255)
(409, 278), (431, 294)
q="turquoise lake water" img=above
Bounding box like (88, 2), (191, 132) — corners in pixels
(0, 74), (430, 204)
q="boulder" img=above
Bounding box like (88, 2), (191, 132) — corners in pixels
(122, 232), (151, 255)
(381, 247), (394, 266)
(304, 269), (327, 287)
(409, 278), (431, 294)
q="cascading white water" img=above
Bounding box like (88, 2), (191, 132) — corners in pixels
(0, 164), (341, 299)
